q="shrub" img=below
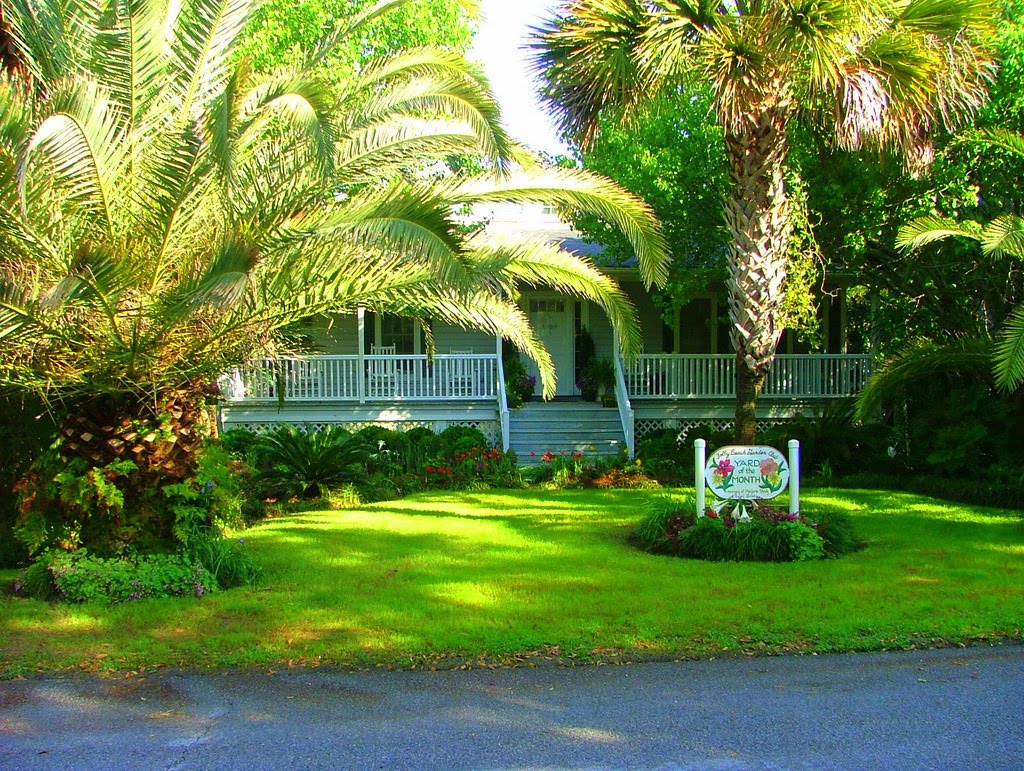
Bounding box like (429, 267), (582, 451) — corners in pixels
(819, 472), (1024, 511)
(675, 514), (825, 562)
(252, 425), (371, 499)
(218, 428), (263, 461)
(436, 425), (490, 455)
(810, 506), (859, 558)
(162, 444), (246, 545)
(502, 355), (534, 408)
(760, 400), (897, 477)
(635, 498), (848, 562)
(15, 549), (216, 603)
(14, 454), (146, 556)
(0, 391), (57, 568)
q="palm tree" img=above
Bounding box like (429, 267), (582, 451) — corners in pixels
(0, 0), (667, 497)
(533, 0), (995, 442)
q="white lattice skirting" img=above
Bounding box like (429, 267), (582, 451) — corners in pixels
(635, 418), (791, 443)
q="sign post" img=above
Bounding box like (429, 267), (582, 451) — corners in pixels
(788, 439), (800, 515)
(694, 439), (706, 517)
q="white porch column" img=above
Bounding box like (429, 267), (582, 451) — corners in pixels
(496, 335), (510, 452)
(357, 307), (366, 404)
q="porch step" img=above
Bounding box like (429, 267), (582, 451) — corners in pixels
(508, 401), (626, 462)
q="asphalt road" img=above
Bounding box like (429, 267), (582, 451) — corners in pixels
(2, 645), (1022, 770)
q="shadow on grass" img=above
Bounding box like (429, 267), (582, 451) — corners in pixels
(3, 488), (1024, 674)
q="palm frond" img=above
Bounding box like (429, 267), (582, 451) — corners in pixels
(993, 304), (1024, 393)
(449, 168), (669, 289)
(334, 119), (479, 183)
(468, 234), (643, 360)
(895, 215), (980, 252)
(18, 79), (127, 240)
(169, 0), (253, 117)
(2, 0), (104, 86)
(343, 49), (515, 173)
(854, 337), (994, 418)
(91, 0), (169, 127)
(531, 0), (652, 149)
(980, 215), (1024, 259)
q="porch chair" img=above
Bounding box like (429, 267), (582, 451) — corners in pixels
(449, 348), (474, 397)
(368, 344), (398, 397)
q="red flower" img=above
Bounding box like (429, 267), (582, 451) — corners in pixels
(425, 466), (435, 473)
(707, 511), (718, 519)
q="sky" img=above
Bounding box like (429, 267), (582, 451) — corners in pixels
(471, 0), (571, 158)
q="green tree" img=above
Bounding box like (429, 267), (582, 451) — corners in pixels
(0, 0), (667, 548)
(533, 0), (995, 442)
(238, 0), (476, 73)
(796, 0), (1024, 354)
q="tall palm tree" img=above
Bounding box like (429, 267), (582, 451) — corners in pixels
(0, 0), (668, 493)
(533, 0), (995, 442)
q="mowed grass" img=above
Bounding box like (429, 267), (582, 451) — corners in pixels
(1, 488), (1022, 676)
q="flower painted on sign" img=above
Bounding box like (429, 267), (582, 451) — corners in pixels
(711, 457), (735, 490)
(759, 456), (784, 493)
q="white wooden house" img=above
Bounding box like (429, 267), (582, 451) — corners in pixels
(220, 206), (871, 457)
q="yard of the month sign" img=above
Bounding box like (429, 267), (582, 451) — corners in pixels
(705, 445), (790, 500)
(694, 439), (801, 517)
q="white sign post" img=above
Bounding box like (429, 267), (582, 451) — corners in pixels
(788, 439), (800, 515)
(694, 439), (706, 516)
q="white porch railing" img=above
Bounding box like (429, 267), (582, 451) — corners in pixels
(226, 354), (499, 402)
(624, 354), (872, 400)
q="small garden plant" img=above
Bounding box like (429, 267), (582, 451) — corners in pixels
(635, 493), (857, 562)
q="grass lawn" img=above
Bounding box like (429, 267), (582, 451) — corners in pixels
(1, 487), (1022, 676)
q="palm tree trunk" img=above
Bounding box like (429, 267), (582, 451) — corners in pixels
(59, 390), (208, 482)
(735, 352), (767, 444)
(722, 106), (790, 443)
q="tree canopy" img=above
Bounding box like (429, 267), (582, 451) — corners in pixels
(533, 0), (996, 441)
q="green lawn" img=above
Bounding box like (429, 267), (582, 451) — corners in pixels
(1, 488), (1022, 676)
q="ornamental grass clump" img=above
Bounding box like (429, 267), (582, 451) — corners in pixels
(635, 497), (857, 562)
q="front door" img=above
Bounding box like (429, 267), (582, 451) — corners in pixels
(525, 296), (575, 397)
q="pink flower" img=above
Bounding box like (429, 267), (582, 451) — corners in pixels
(760, 458), (779, 476)
(717, 458), (734, 475)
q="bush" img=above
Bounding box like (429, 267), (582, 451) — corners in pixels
(635, 498), (852, 562)
(436, 425), (490, 455)
(675, 513), (825, 562)
(218, 428), (263, 461)
(163, 444), (246, 544)
(760, 400), (897, 477)
(14, 454), (149, 556)
(0, 392), (57, 568)
(810, 506), (859, 558)
(252, 425), (371, 499)
(502, 355), (535, 408)
(14, 549), (217, 603)
(636, 429), (690, 484)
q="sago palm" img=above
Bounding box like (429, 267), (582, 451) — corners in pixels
(0, 0), (668, 494)
(533, 0), (995, 442)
